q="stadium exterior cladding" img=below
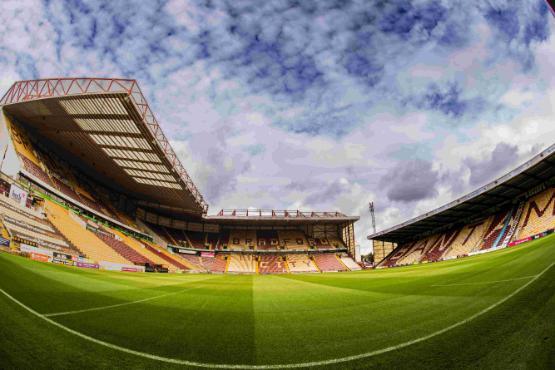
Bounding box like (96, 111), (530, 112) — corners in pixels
(368, 144), (555, 244)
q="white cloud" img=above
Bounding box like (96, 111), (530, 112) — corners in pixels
(0, 0), (553, 253)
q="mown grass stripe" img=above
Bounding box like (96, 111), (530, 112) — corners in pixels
(431, 275), (537, 287)
(44, 285), (201, 317)
(1, 262), (552, 369)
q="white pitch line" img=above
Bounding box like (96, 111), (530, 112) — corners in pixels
(0, 262), (553, 369)
(44, 285), (200, 317)
(431, 275), (537, 287)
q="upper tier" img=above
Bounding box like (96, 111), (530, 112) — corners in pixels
(1, 78), (208, 216)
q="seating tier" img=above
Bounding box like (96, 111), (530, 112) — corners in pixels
(313, 254), (347, 272)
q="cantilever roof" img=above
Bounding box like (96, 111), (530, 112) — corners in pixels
(204, 209), (359, 225)
(0, 78), (207, 215)
(368, 144), (555, 243)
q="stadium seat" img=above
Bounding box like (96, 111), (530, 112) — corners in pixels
(44, 200), (130, 264)
(51, 177), (82, 203)
(395, 236), (434, 265)
(420, 228), (461, 262)
(180, 254), (226, 272)
(0, 196), (78, 255)
(152, 225), (181, 246)
(7, 119), (44, 170)
(480, 210), (510, 250)
(309, 237), (332, 250)
(340, 256), (361, 270)
(259, 255), (287, 274)
(228, 230), (257, 250)
(95, 232), (154, 266)
(141, 241), (190, 271)
(278, 230), (309, 250)
(175, 254), (208, 272)
(256, 230), (280, 250)
(313, 254), (348, 272)
(206, 232), (220, 249)
(19, 155), (54, 187)
(286, 254), (319, 273)
(377, 240), (417, 267)
(517, 187), (555, 239)
(443, 220), (490, 258)
(208, 255), (227, 272)
(109, 229), (174, 270)
(327, 237), (347, 249)
(76, 192), (105, 214)
(218, 230), (230, 250)
(6, 221), (69, 248)
(185, 231), (207, 249)
(227, 254), (256, 273)
(0, 197), (50, 229)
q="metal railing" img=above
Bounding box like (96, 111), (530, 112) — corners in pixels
(215, 209), (348, 218)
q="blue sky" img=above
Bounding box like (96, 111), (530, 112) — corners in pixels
(1, 0), (555, 252)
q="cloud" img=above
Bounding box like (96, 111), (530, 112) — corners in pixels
(299, 178), (351, 206)
(464, 142), (519, 187)
(0, 0), (554, 253)
(417, 82), (484, 118)
(381, 160), (439, 203)
(481, 0), (550, 69)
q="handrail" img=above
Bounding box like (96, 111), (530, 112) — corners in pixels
(214, 209), (348, 218)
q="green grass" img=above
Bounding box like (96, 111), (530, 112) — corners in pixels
(0, 235), (554, 369)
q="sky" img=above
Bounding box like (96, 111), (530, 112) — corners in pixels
(1, 0), (554, 253)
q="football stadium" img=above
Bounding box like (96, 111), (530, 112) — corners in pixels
(1, 1), (555, 369)
(0, 77), (553, 369)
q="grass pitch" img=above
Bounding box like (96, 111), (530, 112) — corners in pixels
(0, 236), (554, 369)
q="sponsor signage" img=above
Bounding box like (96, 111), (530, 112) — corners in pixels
(14, 235), (39, 248)
(52, 257), (73, 265)
(0, 236), (10, 247)
(122, 266), (142, 272)
(75, 261), (99, 269)
(99, 261), (145, 272)
(9, 184), (28, 206)
(508, 237), (532, 247)
(508, 229), (554, 247)
(53, 251), (73, 259)
(200, 251), (215, 258)
(75, 256), (94, 263)
(20, 244), (53, 256)
(30, 252), (51, 262)
(51, 251), (74, 265)
(100, 262), (121, 271)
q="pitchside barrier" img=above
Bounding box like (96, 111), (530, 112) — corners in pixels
(99, 261), (145, 273)
(13, 244), (143, 272)
(507, 229), (554, 247)
(20, 244), (54, 262)
(75, 260), (100, 269)
(468, 228), (554, 257)
(0, 236), (10, 248)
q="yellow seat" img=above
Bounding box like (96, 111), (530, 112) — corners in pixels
(227, 254), (256, 273)
(517, 188), (555, 239)
(44, 200), (130, 264)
